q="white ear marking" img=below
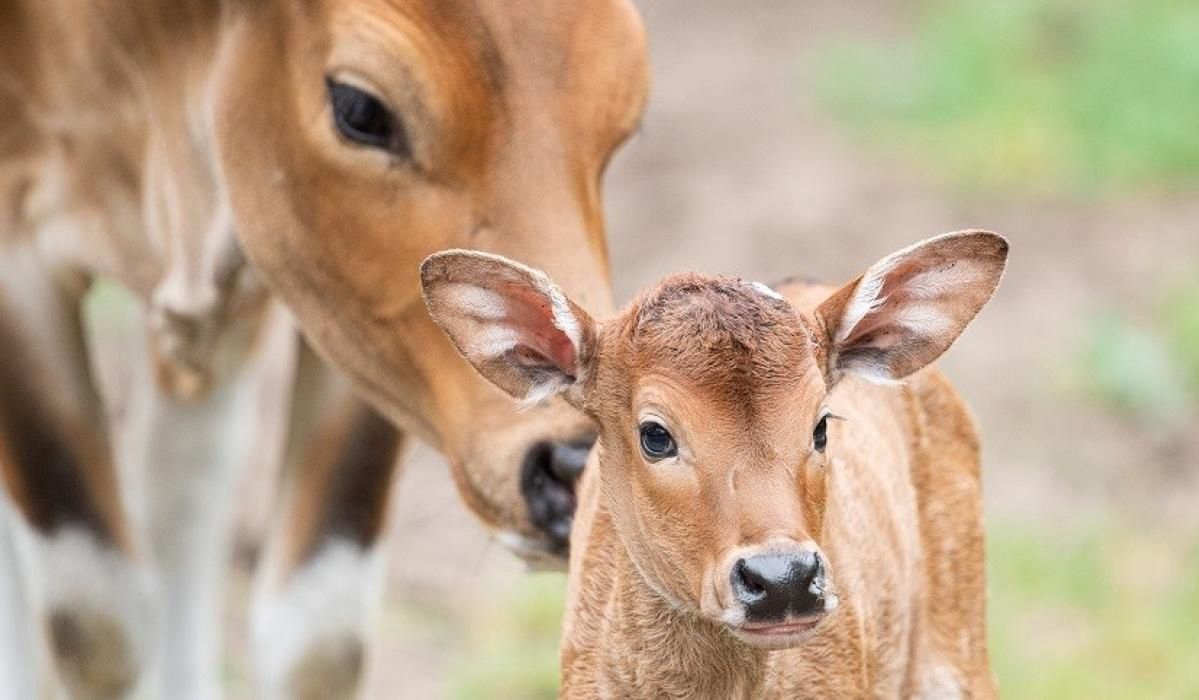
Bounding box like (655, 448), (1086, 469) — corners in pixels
(537, 276), (581, 352)
(890, 304), (952, 336)
(900, 262), (984, 300)
(838, 269), (887, 343)
(443, 283), (507, 320)
(462, 326), (519, 360)
(517, 376), (571, 411)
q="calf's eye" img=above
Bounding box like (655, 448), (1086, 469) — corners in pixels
(639, 421), (677, 461)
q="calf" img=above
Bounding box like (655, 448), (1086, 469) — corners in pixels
(423, 231), (1008, 697)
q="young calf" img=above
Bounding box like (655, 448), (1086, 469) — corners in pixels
(423, 231), (1007, 698)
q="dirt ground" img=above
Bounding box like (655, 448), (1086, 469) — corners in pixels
(75, 0), (1195, 696)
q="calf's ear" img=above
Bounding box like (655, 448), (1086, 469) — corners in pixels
(815, 230), (1008, 383)
(421, 250), (597, 408)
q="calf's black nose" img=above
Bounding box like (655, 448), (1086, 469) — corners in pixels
(520, 438), (593, 553)
(732, 550), (824, 621)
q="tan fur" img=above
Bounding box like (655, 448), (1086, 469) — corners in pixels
(1, 0), (647, 693)
(422, 233), (1007, 699)
(1, 0), (647, 562)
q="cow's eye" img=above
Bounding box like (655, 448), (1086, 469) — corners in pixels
(639, 421), (677, 461)
(326, 78), (410, 156)
(813, 415), (829, 453)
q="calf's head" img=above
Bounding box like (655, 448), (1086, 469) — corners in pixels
(423, 231), (1007, 647)
(211, 0), (648, 559)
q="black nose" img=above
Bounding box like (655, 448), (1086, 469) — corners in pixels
(731, 550), (825, 621)
(520, 438), (593, 553)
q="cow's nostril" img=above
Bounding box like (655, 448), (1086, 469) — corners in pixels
(547, 440), (591, 483)
(520, 437), (595, 554)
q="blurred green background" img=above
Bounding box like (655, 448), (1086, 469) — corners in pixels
(74, 0), (1196, 696)
(420, 1), (1199, 697)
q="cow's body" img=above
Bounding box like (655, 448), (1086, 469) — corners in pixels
(0, 0), (648, 696)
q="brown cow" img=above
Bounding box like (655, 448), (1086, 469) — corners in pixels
(0, 0), (647, 696)
(423, 231), (1008, 698)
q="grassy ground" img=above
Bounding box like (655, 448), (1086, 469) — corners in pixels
(441, 528), (1199, 699)
(814, 0), (1199, 194)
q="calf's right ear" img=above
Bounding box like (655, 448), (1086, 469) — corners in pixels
(421, 250), (597, 409)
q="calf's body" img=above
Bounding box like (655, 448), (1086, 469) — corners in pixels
(562, 361), (990, 697)
(422, 232), (1007, 699)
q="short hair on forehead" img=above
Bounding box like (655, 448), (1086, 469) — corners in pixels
(629, 274), (815, 396)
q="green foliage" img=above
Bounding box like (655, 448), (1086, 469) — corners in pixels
(448, 573), (566, 700)
(1161, 277), (1199, 385)
(1070, 312), (1191, 419)
(447, 527), (1199, 699)
(814, 0), (1199, 192)
(988, 526), (1199, 698)
(1064, 276), (1199, 422)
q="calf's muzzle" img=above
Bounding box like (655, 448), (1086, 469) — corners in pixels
(732, 549), (827, 621)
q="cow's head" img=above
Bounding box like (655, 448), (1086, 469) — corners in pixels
(211, 0), (648, 562)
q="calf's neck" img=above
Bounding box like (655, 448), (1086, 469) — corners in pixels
(422, 231), (1008, 697)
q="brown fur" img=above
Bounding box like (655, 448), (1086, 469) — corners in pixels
(422, 233), (1007, 699)
(1, 0), (647, 693)
(1, 0), (647, 565)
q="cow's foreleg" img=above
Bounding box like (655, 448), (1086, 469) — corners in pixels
(0, 246), (155, 700)
(0, 498), (40, 698)
(251, 339), (404, 700)
(122, 301), (292, 700)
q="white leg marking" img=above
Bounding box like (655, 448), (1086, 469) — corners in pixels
(0, 500), (42, 700)
(9, 522), (159, 700)
(252, 541), (387, 699)
(119, 303), (293, 700)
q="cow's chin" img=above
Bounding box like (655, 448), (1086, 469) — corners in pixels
(494, 530), (570, 571)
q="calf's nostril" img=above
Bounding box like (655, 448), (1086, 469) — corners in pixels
(735, 558), (767, 596)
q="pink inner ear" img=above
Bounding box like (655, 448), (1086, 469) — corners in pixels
(501, 282), (577, 376)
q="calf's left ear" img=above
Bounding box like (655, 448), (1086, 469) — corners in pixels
(815, 230), (1008, 384)
(421, 250), (597, 408)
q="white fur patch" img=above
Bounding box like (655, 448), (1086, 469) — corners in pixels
(919, 662), (964, 699)
(463, 326), (520, 361)
(838, 269), (888, 343)
(749, 281), (784, 301)
(891, 304), (952, 336)
(900, 262), (982, 300)
(539, 279), (582, 360)
(518, 376), (571, 411)
(444, 283), (508, 321)
(9, 525), (159, 684)
(252, 541), (386, 699)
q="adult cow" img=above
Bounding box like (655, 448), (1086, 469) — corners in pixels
(0, 0), (648, 697)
